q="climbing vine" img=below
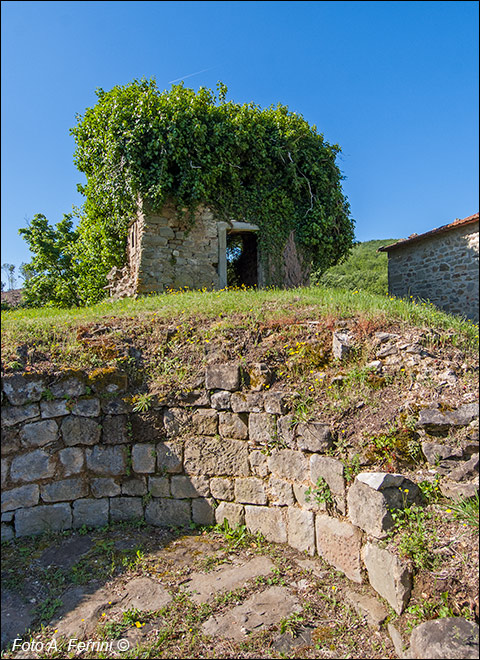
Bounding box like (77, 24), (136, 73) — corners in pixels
(71, 78), (354, 289)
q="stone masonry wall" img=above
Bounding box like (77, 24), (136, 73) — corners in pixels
(2, 363), (452, 615)
(387, 221), (479, 322)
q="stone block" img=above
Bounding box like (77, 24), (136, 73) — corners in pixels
(40, 400), (69, 419)
(71, 397), (101, 417)
(210, 477), (234, 501)
(15, 503), (72, 536)
(91, 478), (121, 498)
(89, 369), (127, 394)
(409, 617), (479, 660)
(296, 422), (332, 453)
(293, 483), (325, 512)
(247, 363), (273, 391)
(163, 408), (189, 437)
(249, 450), (269, 477)
(315, 514), (362, 583)
(132, 444), (156, 473)
(267, 449), (308, 482)
(1, 524), (14, 541)
(148, 476), (170, 497)
(2, 484), (39, 512)
(157, 441), (183, 473)
(310, 455), (345, 496)
(347, 472), (422, 539)
(205, 364), (241, 391)
(184, 437), (249, 477)
(234, 477), (267, 505)
(276, 415), (296, 448)
(102, 415), (130, 444)
(215, 501), (245, 527)
(1, 428), (20, 456)
(268, 477), (295, 506)
(287, 507), (315, 555)
(344, 590), (388, 630)
(10, 450), (55, 483)
(210, 391), (232, 410)
(41, 478), (88, 503)
(191, 410), (218, 436)
(244, 505), (287, 543)
(1, 457), (8, 486)
(50, 373), (87, 398)
(264, 392), (288, 414)
(192, 498), (215, 525)
(171, 475), (209, 498)
(73, 498), (109, 528)
(231, 392), (264, 413)
(85, 446), (126, 475)
(121, 477), (147, 496)
(58, 447), (84, 476)
(2, 374), (44, 405)
(219, 412), (248, 439)
(110, 497), (144, 522)
(61, 416), (101, 446)
(2, 403), (40, 427)
(20, 420), (58, 448)
(249, 413), (277, 445)
(145, 497), (191, 527)
(101, 398), (131, 415)
(333, 331), (353, 359)
(363, 543), (412, 614)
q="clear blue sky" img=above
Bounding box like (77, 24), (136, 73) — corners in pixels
(1, 0), (478, 280)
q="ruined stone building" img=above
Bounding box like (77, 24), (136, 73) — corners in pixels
(379, 213), (479, 322)
(106, 200), (310, 298)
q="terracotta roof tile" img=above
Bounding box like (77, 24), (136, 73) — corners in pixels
(379, 213), (479, 252)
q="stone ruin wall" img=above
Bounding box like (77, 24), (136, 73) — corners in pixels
(4, 362), (474, 616)
(387, 221), (479, 323)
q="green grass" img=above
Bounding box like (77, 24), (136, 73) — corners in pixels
(2, 285), (477, 355)
(314, 239), (395, 295)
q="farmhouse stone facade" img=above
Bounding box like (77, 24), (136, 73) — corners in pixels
(106, 201), (310, 298)
(380, 213), (479, 322)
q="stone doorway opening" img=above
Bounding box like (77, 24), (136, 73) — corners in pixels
(226, 232), (258, 287)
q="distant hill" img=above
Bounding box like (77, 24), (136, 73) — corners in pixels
(314, 239), (396, 296)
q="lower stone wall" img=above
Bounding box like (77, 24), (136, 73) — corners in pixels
(0, 365), (444, 614)
(387, 221), (479, 322)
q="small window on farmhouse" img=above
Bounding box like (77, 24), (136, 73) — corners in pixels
(131, 228), (135, 248)
(226, 232), (258, 287)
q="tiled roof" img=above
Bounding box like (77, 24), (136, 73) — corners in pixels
(378, 213), (479, 252)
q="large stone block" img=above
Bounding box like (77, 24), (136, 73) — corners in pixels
(20, 420), (58, 449)
(191, 410), (218, 436)
(102, 415), (130, 444)
(121, 477), (147, 496)
(249, 413), (277, 445)
(145, 497), (191, 527)
(219, 412), (248, 439)
(85, 446), (126, 475)
(267, 449), (308, 482)
(148, 476), (170, 497)
(163, 408), (189, 437)
(276, 415), (296, 448)
(310, 455), (345, 495)
(171, 475), (209, 498)
(110, 497), (144, 522)
(409, 617), (479, 660)
(157, 441), (183, 473)
(315, 514), (362, 583)
(10, 450), (55, 483)
(244, 505), (287, 544)
(296, 422), (332, 453)
(192, 498), (215, 525)
(363, 543), (412, 614)
(70, 397), (101, 417)
(184, 437), (249, 477)
(287, 507), (315, 555)
(215, 501), (245, 527)
(132, 444), (156, 473)
(41, 478), (88, 502)
(249, 450), (269, 477)
(210, 391), (232, 410)
(230, 392), (264, 413)
(50, 373), (87, 398)
(73, 498), (109, 528)
(2, 403), (40, 427)
(91, 478), (121, 498)
(347, 472), (422, 539)
(264, 392), (288, 414)
(2, 374), (44, 405)
(61, 416), (101, 446)
(58, 447), (84, 476)
(40, 400), (69, 419)
(205, 364), (241, 391)
(210, 477), (234, 501)
(2, 484), (39, 512)
(234, 477), (267, 505)
(268, 477), (295, 506)
(15, 503), (72, 536)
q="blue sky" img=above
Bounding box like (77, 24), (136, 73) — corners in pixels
(1, 0), (478, 282)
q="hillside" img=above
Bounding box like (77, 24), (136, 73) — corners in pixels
(1, 286), (479, 659)
(315, 239), (395, 295)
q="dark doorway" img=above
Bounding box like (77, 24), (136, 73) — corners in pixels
(226, 232), (258, 287)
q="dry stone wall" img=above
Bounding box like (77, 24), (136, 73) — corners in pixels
(386, 220), (479, 322)
(1, 363), (478, 615)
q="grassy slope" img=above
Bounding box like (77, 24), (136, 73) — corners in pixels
(315, 239), (395, 295)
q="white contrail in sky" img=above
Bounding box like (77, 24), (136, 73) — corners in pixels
(168, 67), (214, 84)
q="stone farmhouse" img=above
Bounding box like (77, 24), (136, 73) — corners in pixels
(106, 200), (310, 299)
(379, 213), (479, 322)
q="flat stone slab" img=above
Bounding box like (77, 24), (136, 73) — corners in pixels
(184, 555), (275, 603)
(52, 586), (119, 639)
(202, 586), (301, 641)
(409, 617), (479, 659)
(1, 589), (34, 650)
(117, 577), (172, 612)
(39, 536), (93, 570)
(345, 589), (388, 630)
